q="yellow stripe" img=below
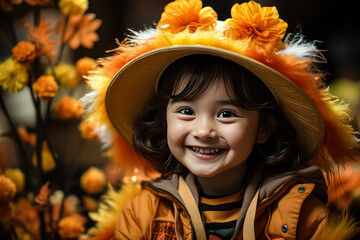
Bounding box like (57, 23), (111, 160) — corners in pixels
(203, 209), (240, 223)
(200, 191), (243, 205)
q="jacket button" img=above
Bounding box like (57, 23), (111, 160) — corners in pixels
(298, 186), (305, 193)
(282, 224), (288, 233)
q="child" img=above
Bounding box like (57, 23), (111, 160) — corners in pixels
(84, 0), (359, 239)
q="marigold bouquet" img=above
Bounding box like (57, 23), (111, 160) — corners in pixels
(0, 0), (113, 239)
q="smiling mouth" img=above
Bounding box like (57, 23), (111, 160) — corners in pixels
(190, 147), (225, 155)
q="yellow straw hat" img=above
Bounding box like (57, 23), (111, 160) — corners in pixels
(105, 45), (323, 160)
(85, 0), (357, 173)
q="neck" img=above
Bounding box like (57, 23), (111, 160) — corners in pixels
(196, 162), (247, 196)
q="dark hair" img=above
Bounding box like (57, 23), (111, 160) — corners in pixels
(132, 55), (302, 176)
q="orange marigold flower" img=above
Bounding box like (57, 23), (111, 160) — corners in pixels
(12, 198), (40, 239)
(12, 41), (36, 64)
(24, 0), (50, 6)
(58, 214), (86, 239)
(0, 175), (16, 202)
(80, 167), (106, 194)
(33, 75), (58, 101)
(78, 119), (99, 141)
(26, 18), (56, 61)
(157, 0), (217, 34)
(225, 1), (288, 45)
(55, 97), (84, 120)
(17, 125), (36, 146)
(75, 57), (96, 81)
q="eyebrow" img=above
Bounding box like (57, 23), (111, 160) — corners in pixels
(216, 100), (237, 106)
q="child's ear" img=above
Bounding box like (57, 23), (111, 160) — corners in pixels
(257, 117), (277, 144)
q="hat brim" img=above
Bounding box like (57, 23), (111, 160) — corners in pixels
(105, 45), (324, 159)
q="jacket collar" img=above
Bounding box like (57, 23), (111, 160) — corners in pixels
(143, 165), (327, 237)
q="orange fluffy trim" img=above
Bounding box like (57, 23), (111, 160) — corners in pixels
(85, 183), (142, 240)
(317, 210), (359, 239)
(108, 134), (159, 178)
(245, 45), (359, 173)
(85, 30), (358, 174)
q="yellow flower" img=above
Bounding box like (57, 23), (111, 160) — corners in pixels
(0, 58), (28, 92)
(32, 75), (58, 101)
(157, 0), (217, 34)
(225, 1), (288, 45)
(75, 57), (96, 81)
(4, 168), (25, 193)
(32, 142), (56, 173)
(80, 167), (106, 194)
(12, 41), (37, 64)
(78, 119), (99, 141)
(0, 175), (16, 202)
(58, 0), (88, 16)
(46, 63), (77, 88)
(55, 97), (84, 120)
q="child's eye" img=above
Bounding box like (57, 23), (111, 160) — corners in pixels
(218, 110), (238, 118)
(178, 107), (195, 115)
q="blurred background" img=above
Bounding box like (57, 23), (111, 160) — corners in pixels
(0, 0), (359, 239)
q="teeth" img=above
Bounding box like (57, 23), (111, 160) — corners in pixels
(192, 147), (220, 154)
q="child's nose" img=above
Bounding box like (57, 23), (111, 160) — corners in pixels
(191, 117), (218, 139)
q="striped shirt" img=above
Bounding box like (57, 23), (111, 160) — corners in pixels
(200, 191), (243, 239)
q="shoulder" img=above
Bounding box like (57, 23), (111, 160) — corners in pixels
(266, 182), (327, 239)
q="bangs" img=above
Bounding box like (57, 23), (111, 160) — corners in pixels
(157, 54), (277, 111)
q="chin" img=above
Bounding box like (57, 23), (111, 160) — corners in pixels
(188, 167), (220, 178)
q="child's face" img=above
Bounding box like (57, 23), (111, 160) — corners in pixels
(166, 82), (260, 178)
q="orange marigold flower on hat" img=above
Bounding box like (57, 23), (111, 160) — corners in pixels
(75, 57), (96, 81)
(157, 0), (217, 34)
(78, 119), (99, 141)
(24, 0), (50, 6)
(0, 175), (16, 202)
(12, 41), (36, 64)
(58, 214), (86, 239)
(225, 1), (288, 45)
(80, 167), (106, 194)
(55, 97), (84, 120)
(32, 75), (58, 101)
(17, 126), (36, 146)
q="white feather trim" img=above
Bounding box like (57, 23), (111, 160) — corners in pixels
(126, 28), (157, 45)
(280, 33), (325, 62)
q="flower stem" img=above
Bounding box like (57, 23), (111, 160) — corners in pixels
(55, 15), (69, 65)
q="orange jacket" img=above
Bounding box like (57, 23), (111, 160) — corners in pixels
(114, 166), (356, 239)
